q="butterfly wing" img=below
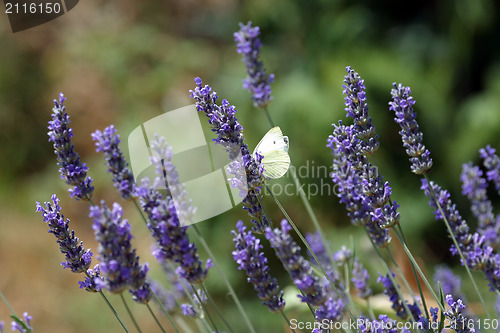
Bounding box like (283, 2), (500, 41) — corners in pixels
(261, 150), (291, 179)
(253, 126), (288, 156)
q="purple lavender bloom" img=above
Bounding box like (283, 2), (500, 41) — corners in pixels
(181, 289), (207, 318)
(0, 320), (4, 332)
(78, 264), (103, 293)
(480, 145), (500, 194)
(10, 312), (32, 333)
(352, 258), (372, 299)
(265, 220), (326, 307)
(343, 66), (379, 154)
(377, 271), (411, 320)
(314, 297), (343, 323)
(305, 231), (333, 268)
(47, 93), (94, 200)
(90, 201), (151, 303)
(232, 220), (285, 312)
(180, 304), (198, 317)
(389, 83), (433, 174)
(443, 295), (476, 333)
(433, 265), (462, 298)
(328, 121), (393, 246)
(149, 280), (179, 314)
(460, 162), (499, 250)
(135, 179), (211, 284)
(91, 125), (135, 200)
(421, 179), (500, 291)
(35, 194), (93, 274)
(190, 77), (270, 233)
(234, 21), (275, 109)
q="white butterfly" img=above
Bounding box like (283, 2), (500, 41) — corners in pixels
(253, 126), (291, 179)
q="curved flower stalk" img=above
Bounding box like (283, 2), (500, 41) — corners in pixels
(35, 194), (99, 290)
(190, 77), (270, 233)
(328, 121), (394, 246)
(234, 21), (275, 109)
(232, 220), (285, 312)
(91, 125), (136, 200)
(389, 83), (432, 175)
(421, 179), (500, 292)
(90, 201), (151, 303)
(343, 66), (379, 155)
(460, 162), (499, 249)
(47, 93), (94, 200)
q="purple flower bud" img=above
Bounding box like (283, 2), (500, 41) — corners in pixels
(35, 194), (93, 275)
(90, 201), (151, 302)
(47, 93), (94, 200)
(234, 22), (274, 109)
(232, 221), (285, 312)
(389, 83), (432, 174)
(443, 295), (476, 333)
(91, 125), (135, 200)
(11, 312), (32, 333)
(265, 220), (326, 307)
(480, 145), (500, 194)
(342, 67), (379, 154)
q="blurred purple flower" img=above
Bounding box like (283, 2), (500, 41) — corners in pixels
(10, 312), (32, 333)
(234, 21), (274, 108)
(480, 145), (500, 194)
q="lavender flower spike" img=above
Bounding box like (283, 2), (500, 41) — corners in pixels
(460, 162), (499, 249)
(135, 178), (211, 284)
(91, 125), (135, 200)
(352, 258), (372, 299)
(90, 201), (151, 303)
(421, 179), (500, 291)
(232, 220), (285, 312)
(343, 66), (379, 154)
(190, 77), (270, 233)
(389, 83), (432, 174)
(47, 93), (94, 200)
(35, 194), (93, 274)
(265, 220), (326, 307)
(234, 21), (275, 108)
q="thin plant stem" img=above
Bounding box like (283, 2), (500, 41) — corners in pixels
(174, 315), (195, 333)
(97, 290), (130, 333)
(200, 283), (234, 333)
(120, 293), (142, 333)
(149, 286), (181, 333)
(146, 303), (167, 333)
(279, 310), (297, 333)
(191, 224), (257, 333)
(265, 185), (356, 322)
(422, 174), (491, 317)
(0, 289), (17, 316)
(263, 107), (275, 127)
(343, 263), (360, 318)
(191, 284), (219, 333)
(366, 298), (375, 319)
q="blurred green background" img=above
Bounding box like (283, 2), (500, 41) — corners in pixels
(1, 0), (499, 332)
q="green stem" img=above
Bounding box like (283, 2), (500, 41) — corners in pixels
(280, 310), (297, 333)
(191, 284), (219, 333)
(146, 303), (167, 333)
(97, 290), (130, 333)
(150, 286), (181, 333)
(120, 293), (142, 333)
(200, 283), (234, 333)
(0, 289), (17, 317)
